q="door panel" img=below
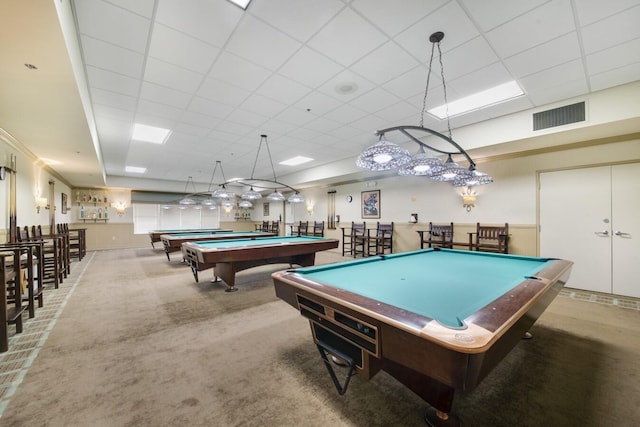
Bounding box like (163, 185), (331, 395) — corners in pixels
(611, 163), (640, 298)
(540, 167), (612, 293)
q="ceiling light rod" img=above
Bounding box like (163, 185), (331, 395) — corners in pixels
(219, 135), (305, 203)
(376, 125), (476, 170)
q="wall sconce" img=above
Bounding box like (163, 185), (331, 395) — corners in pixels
(409, 213), (418, 223)
(114, 202), (126, 216)
(306, 202), (314, 215)
(462, 187), (477, 212)
(35, 197), (48, 213)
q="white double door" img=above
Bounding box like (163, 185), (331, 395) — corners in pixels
(540, 163), (640, 298)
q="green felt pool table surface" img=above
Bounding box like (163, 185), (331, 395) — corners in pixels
(290, 249), (556, 328)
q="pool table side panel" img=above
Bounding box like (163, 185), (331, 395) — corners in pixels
(198, 240), (338, 264)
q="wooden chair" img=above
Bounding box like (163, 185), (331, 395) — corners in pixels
(352, 223), (372, 258)
(63, 223), (85, 261)
(1, 241), (44, 319)
(417, 222), (454, 249)
(468, 223), (509, 253)
(341, 222), (365, 257)
(290, 221), (308, 236)
(255, 220), (269, 232)
(269, 221), (279, 235)
(366, 222), (394, 255)
(311, 221), (325, 237)
(0, 249), (26, 352)
(32, 225), (63, 289)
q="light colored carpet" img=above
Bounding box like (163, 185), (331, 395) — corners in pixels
(1, 248), (639, 426)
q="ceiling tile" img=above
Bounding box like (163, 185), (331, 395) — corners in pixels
(86, 66), (140, 97)
(139, 81), (192, 109)
(574, 0), (640, 26)
(143, 57), (204, 93)
(351, 41), (420, 85)
(90, 87), (137, 111)
(460, 0), (547, 31)
(590, 62), (640, 92)
(155, 0), (243, 47)
(352, 0), (446, 37)
(307, 8), (387, 67)
(75, 0), (150, 52)
(80, 36), (144, 79)
(294, 91), (343, 117)
(240, 94), (288, 118)
(105, 0), (155, 18)
(197, 78), (251, 106)
(586, 37), (640, 76)
(256, 73), (312, 104)
(188, 97), (234, 120)
(225, 15), (302, 71)
(148, 24), (220, 74)
(277, 47), (343, 88)
(349, 88), (401, 114)
(441, 36), (499, 81)
(486, 0), (575, 58)
(250, 0), (344, 42)
(208, 52), (272, 91)
(504, 32), (581, 78)
(395, 1), (479, 59)
(580, 5), (640, 55)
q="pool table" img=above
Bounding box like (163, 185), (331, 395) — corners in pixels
(272, 248), (573, 425)
(160, 231), (275, 261)
(182, 236), (339, 291)
(148, 228), (232, 248)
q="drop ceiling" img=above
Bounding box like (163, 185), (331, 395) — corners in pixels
(1, 0), (639, 192)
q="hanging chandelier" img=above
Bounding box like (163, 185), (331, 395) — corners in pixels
(178, 176), (197, 205)
(356, 31), (493, 188)
(220, 134), (305, 204)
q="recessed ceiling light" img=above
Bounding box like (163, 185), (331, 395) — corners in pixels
(428, 81), (524, 119)
(280, 156), (313, 166)
(125, 166), (146, 174)
(227, 0), (251, 10)
(132, 123), (172, 144)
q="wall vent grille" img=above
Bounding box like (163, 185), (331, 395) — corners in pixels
(533, 101), (585, 131)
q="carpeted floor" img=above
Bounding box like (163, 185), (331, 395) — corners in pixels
(1, 248), (639, 426)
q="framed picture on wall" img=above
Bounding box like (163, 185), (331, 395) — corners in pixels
(361, 190), (380, 219)
(263, 202), (269, 217)
(61, 193), (68, 214)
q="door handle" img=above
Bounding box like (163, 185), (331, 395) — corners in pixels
(594, 230), (609, 237)
(614, 231), (631, 237)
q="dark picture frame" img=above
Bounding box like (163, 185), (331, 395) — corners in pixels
(361, 190), (380, 219)
(263, 202), (269, 217)
(61, 192), (68, 214)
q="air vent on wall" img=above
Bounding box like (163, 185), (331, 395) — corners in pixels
(533, 101), (585, 131)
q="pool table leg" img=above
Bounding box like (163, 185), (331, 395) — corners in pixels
(424, 407), (461, 426)
(213, 263), (238, 292)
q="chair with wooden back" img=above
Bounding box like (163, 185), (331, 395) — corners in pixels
(33, 225), (62, 289)
(367, 222), (394, 255)
(342, 222), (366, 257)
(468, 223), (509, 253)
(290, 220), (309, 236)
(270, 221), (279, 235)
(352, 222), (371, 258)
(417, 222), (454, 249)
(311, 221), (325, 237)
(255, 220), (269, 232)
